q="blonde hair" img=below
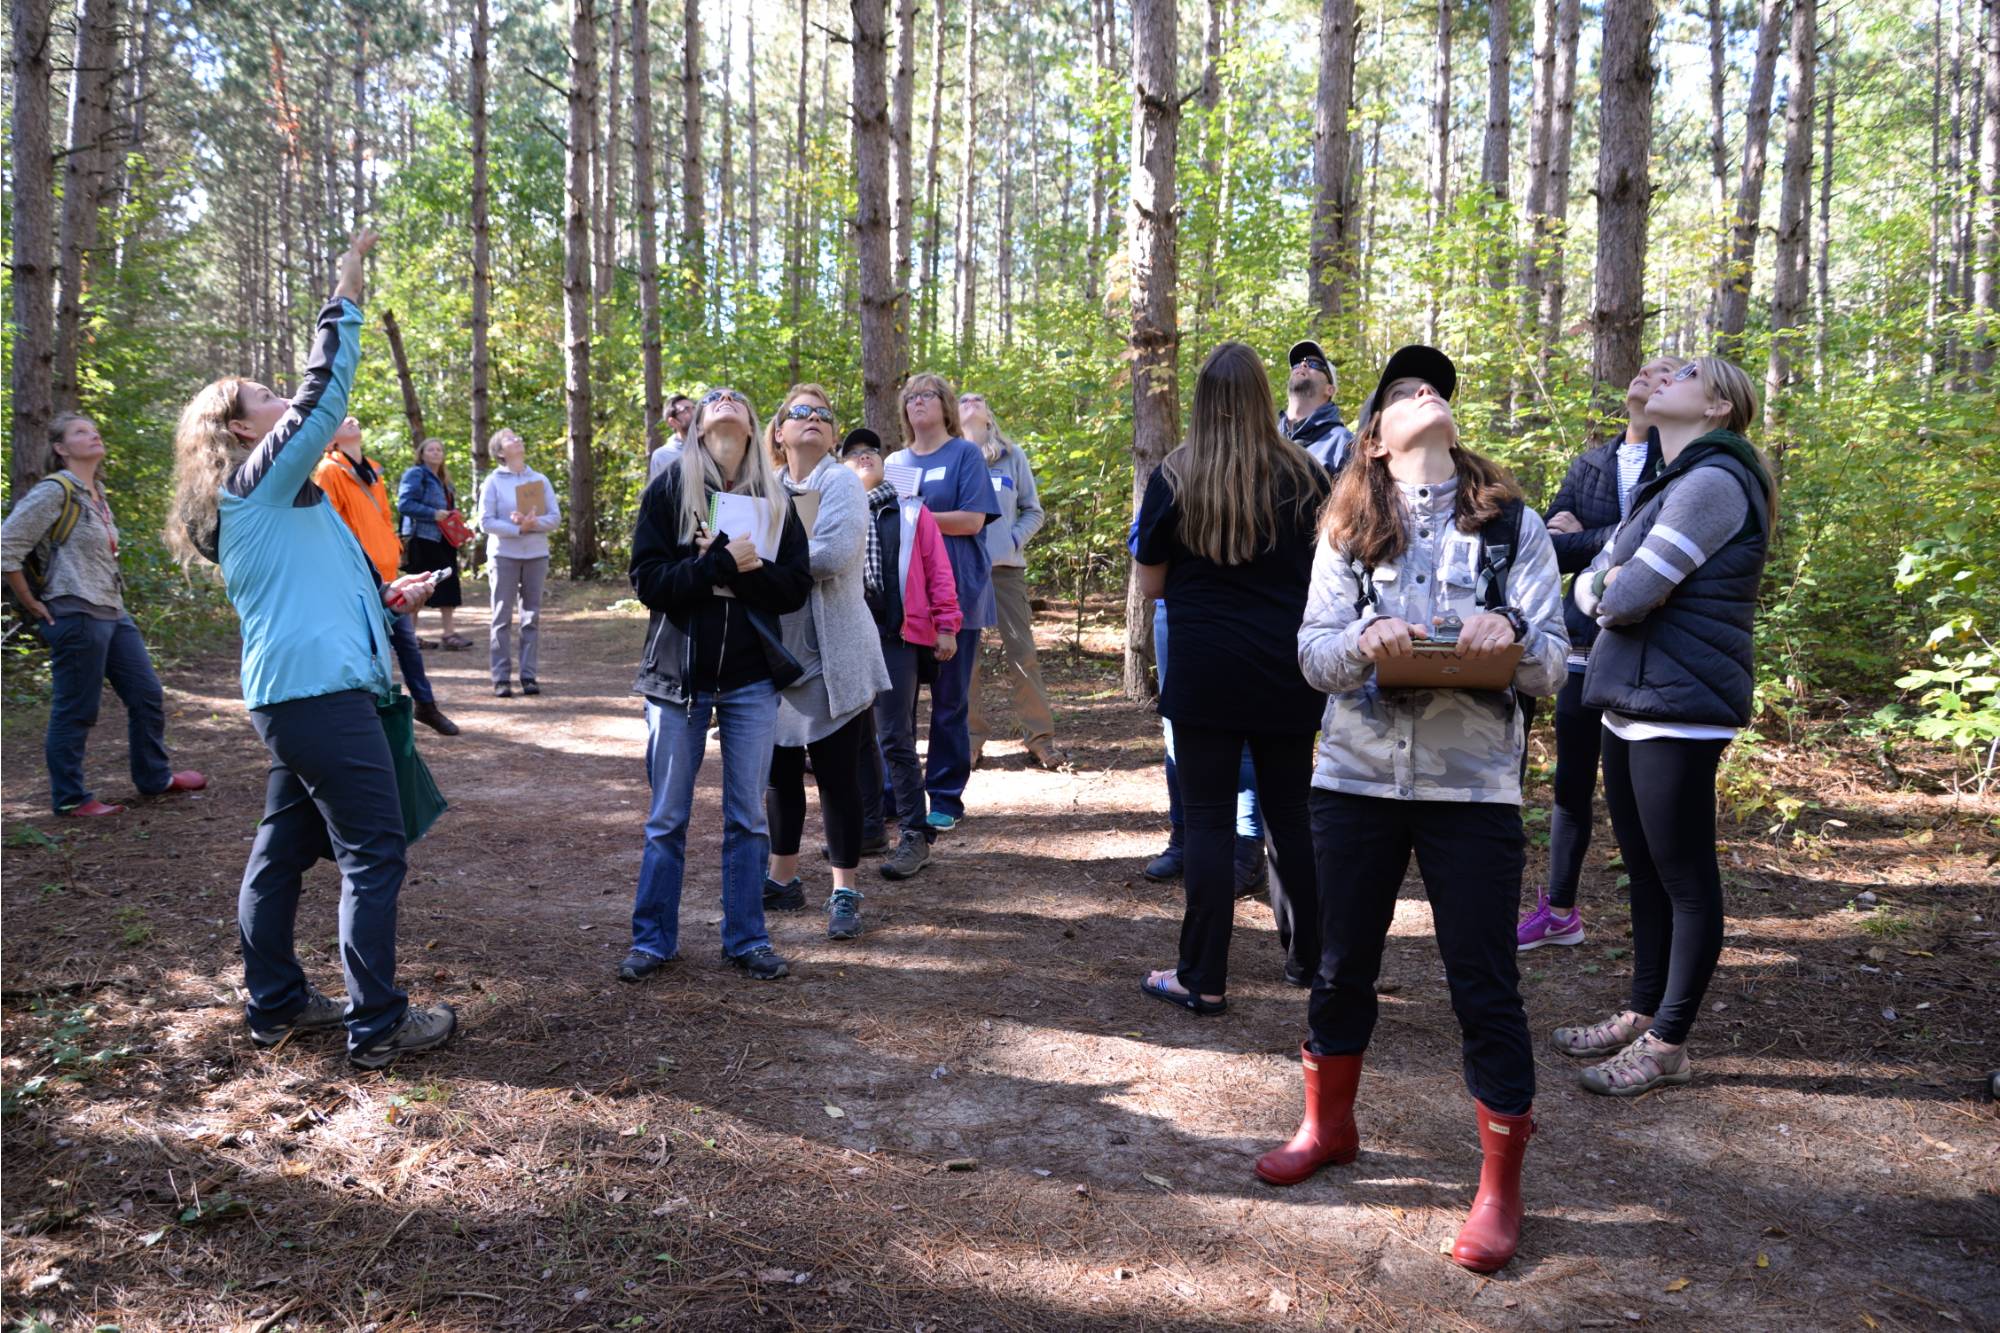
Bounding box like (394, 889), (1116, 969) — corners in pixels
(959, 392), (1014, 465)
(1162, 342), (1328, 566)
(674, 390), (784, 548)
(899, 372), (962, 446)
(1693, 355), (1778, 524)
(767, 383), (834, 471)
(166, 378), (252, 565)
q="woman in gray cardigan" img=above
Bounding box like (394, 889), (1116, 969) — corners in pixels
(761, 385), (892, 941)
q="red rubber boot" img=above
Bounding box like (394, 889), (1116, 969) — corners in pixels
(1450, 1100), (1535, 1273)
(1254, 1045), (1361, 1185)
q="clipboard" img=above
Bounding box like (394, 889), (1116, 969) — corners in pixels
(1374, 641), (1523, 690)
(514, 478), (549, 517)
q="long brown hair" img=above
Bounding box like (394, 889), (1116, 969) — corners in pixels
(1320, 405), (1523, 569)
(166, 378), (252, 565)
(1160, 341), (1327, 566)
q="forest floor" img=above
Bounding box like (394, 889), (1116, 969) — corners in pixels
(2, 580), (1996, 1332)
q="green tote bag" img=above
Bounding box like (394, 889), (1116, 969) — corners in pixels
(376, 689), (449, 844)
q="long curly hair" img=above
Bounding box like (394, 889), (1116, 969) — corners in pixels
(165, 378), (251, 566)
(1320, 401), (1523, 569)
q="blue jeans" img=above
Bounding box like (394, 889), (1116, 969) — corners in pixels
(241, 689), (408, 1055)
(38, 612), (172, 813)
(387, 611), (435, 705)
(1154, 600), (1259, 842)
(632, 683), (778, 962)
(923, 627), (981, 818)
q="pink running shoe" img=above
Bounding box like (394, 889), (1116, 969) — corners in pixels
(1517, 893), (1584, 951)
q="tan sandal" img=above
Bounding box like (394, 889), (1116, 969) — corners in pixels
(1552, 1010), (1652, 1059)
(1579, 1032), (1692, 1098)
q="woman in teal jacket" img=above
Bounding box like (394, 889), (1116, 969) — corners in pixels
(166, 232), (455, 1071)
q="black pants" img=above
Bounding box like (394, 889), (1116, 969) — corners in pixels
(1172, 723), (1316, 997)
(1307, 789), (1534, 1116)
(1600, 731), (1729, 1046)
(766, 711), (871, 871)
(855, 707), (887, 845)
(1546, 671), (1601, 909)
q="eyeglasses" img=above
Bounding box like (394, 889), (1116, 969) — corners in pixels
(1671, 363), (1701, 382)
(1295, 358), (1331, 377)
(701, 388), (748, 407)
(906, 389), (943, 403)
(782, 403), (836, 424)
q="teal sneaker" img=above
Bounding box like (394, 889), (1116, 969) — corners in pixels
(925, 811), (958, 832)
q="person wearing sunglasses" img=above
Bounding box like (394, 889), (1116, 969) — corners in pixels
(758, 386), (890, 941)
(622, 386), (811, 985)
(648, 393), (696, 485)
(1554, 356), (1776, 1099)
(1277, 339), (1356, 472)
(885, 373), (1001, 832)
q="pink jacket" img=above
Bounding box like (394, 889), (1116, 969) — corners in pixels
(900, 501), (963, 646)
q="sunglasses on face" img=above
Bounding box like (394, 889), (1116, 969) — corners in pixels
(782, 403), (836, 424)
(1671, 363), (1701, 383)
(701, 388), (748, 407)
(1295, 358), (1331, 377)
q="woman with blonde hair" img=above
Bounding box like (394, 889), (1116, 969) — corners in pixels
(164, 230), (456, 1071)
(397, 436), (470, 650)
(1130, 341), (1330, 1018)
(622, 387), (811, 985)
(1553, 356), (1774, 1098)
(884, 372), (1000, 832)
(1258, 345), (1567, 1274)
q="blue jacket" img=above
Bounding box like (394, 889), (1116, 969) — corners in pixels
(1545, 431), (1660, 656)
(397, 464), (455, 543)
(1279, 401), (1354, 472)
(218, 298), (396, 710)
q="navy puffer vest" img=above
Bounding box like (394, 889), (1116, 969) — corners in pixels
(1581, 437), (1770, 727)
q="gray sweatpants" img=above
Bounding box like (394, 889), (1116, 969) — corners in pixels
(489, 555), (548, 684)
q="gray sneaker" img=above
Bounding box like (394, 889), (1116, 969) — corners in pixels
(349, 1002), (458, 1070)
(880, 832), (930, 881)
(250, 987), (346, 1047)
(827, 887), (864, 940)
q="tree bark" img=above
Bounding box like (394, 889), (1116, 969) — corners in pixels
(718, 0), (736, 288)
(466, 0), (490, 565)
(51, 0), (118, 415)
(1589, 0), (1658, 412)
(919, 0), (946, 361)
(1709, 0), (1729, 215)
(1124, 0), (1180, 699)
(789, 0), (809, 381)
(998, 63), (1014, 349)
(1309, 0), (1357, 321)
(1520, 0), (1554, 324)
(681, 0), (704, 305)
(352, 21), (368, 230)
(1425, 0), (1450, 341)
(892, 0), (916, 304)
(1766, 0), (1818, 412)
(1815, 19), (1835, 387)
(1087, 0), (1108, 304)
(853, 0), (901, 439)
(1712, 0), (1785, 349)
(598, 0), (623, 305)
(1481, 0), (1511, 290)
(1974, 0), (2000, 374)
(631, 0), (664, 451)
(1536, 0), (1581, 361)
(565, 0), (600, 577)
(381, 308), (428, 445)
(11, 0), (57, 493)
(747, 3), (760, 286)
(953, 0), (980, 365)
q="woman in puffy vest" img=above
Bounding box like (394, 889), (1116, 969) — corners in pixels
(1552, 356), (1775, 1098)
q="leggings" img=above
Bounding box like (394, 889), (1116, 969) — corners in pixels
(1546, 671), (1602, 910)
(1599, 730), (1730, 1046)
(766, 711), (871, 870)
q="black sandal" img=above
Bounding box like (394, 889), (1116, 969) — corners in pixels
(1141, 971), (1227, 1017)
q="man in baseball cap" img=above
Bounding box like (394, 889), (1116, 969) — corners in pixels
(1278, 339), (1355, 472)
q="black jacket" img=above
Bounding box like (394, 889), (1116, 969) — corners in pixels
(1545, 430), (1661, 656)
(629, 468), (812, 707)
(863, 496), (904, 640)
(1278, 401), (1354, 472)
(1581, 438), (1770, 727)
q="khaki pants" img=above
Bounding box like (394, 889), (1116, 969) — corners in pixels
(968, 565), (1056, 753)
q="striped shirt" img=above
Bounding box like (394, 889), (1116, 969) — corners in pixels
(1616, 437), (1650, 519)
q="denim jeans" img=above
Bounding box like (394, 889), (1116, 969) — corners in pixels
(874, 638), (929, 837)
(631, 682), (778, 962)
(923, 626), (981, 818)
(1153, 600), (1259, 841)
(38, 612), (173, 813)
(241, 689), (409, 1056)
(387, 611), (435, 705)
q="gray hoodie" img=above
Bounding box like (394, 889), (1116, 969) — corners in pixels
(979, 441), (1046, 570)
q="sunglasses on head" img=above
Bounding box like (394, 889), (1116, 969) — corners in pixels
(782, 403), (835, 424)
(701, 388), (748, 407)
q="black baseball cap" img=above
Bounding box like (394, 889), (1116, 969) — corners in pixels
(839, 427), (884, 457)
(1287, 340), (1333, 377)
(1356, 344), (1457, 434)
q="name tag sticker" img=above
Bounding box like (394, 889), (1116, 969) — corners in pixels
(923, 466), (948, 483)
(991, 476), (1006, 492)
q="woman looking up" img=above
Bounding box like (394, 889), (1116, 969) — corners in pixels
(397, 437), (470, 650)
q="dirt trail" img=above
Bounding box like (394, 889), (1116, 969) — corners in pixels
(3, 579), (1996, 1331)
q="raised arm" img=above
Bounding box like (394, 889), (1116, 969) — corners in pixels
(224, 299), (362, 506)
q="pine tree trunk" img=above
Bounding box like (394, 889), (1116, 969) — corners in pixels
(998, 68), (1014, 349)
(1713, 0), (1785, 349)
(1709, 0), (1729, 215)
(681, 0), (704, 305)
(1974, 0), (2000, 374)
(853, 0), (901, 439)
(1928, 0), (1945, 376)
(1424, 0), (1450, 342)
(381, 308), (428, 444)
(51, 0), (117, 415)
(919, 0), (946, 362)
(1481, 0), (1510, 290)
(1087, 0), (1107, 304)
(599, 0), (622, 305)
(718, 0), (736, 289)
(11, 0), (56, 492)
(1124, 0), (1180, 700)
(747, 4), (761, 287)
(565, 0), (600, 577)
(890, 0), (915, 380)
(789, 0), (809, 381)
(953, 0), (980, 366)
(1589, 0), (1658, 412)
(1536, 0), (1581, 363)
(1309, 0), (1357, 321)
(1766, 0), (1818, 414)
(630, 0), (664, 451)
(352, 24), (368, 229)
(1520, 0), (1554, 325)
(1815, 21), (1836, 388)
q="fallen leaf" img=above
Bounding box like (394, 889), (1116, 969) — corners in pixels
(606, 1187), (628, 1204)
(1112, 1267), (1135, 1281)
(25, 1270), (62, 1295)
(1860, 1313), (1879, 1330)
(1664, 1277), (1690, 1292)
(1882, 1007), (1898, 1022)
(1142, 1172), (1173, 1189)
(1265, 1287), (1292, 1314)
(823, 1104), (846, 1119)
(1031, 1168), (1052, 1177)
(1756, 1253), (1770, 1269)
(1762, 1225), (1788, 1238)
(943, 1157), (978, 1172)
(1390, 1206), (1406, 1221)
(754, 1268), (798, 1284)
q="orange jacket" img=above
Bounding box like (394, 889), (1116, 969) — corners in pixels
(313, 449), (401, 584)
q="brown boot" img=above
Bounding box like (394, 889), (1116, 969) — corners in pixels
(1450, 1100), (1534, 1273)
(414, 700), (460, 736)
(1254, 1045), (1361, 1185)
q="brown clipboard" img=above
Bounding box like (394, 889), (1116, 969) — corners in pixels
(1373, 642), (1524, 691)
(514, 478), (549, 517)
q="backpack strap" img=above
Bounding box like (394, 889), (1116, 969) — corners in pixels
(1348, 554), (1377, 618)
(46, 474), (85, 547)
(1474, 498), (1524, 612)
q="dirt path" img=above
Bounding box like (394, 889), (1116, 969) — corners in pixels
(4, 580), (1996, 1331)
